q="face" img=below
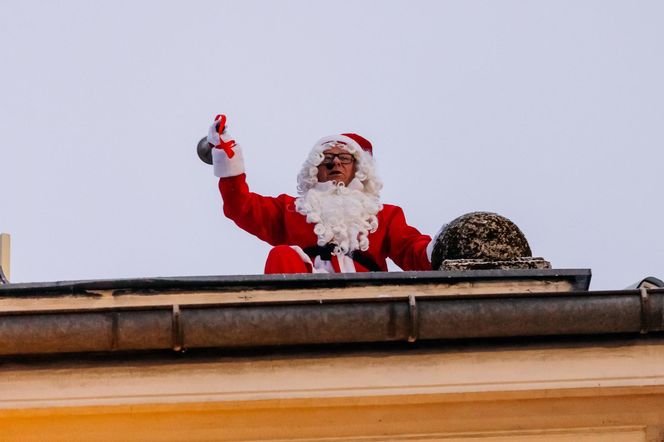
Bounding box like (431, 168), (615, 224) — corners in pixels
(316, 145), (356, 186)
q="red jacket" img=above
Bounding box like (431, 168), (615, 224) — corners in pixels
(219, 174), (432, 271)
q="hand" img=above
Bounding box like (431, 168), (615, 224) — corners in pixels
(207, 114), (237, 158)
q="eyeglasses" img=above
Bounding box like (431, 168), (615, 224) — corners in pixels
(321, 153), (355, 165)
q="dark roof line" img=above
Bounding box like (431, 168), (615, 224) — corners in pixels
(0, 269), (592, 295)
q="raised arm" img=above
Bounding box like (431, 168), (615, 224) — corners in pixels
(208, 115), (289, 246)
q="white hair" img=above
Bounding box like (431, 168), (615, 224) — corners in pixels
(296, 135), (383, 198)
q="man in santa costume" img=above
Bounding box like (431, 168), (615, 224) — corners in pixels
(207, 114), (433, 274)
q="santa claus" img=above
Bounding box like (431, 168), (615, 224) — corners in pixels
(206, 114), (433, 274)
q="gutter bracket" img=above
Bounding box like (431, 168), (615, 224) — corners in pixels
(172, 304), (184, 351)
(639, 287), (651, 334)
(408, 294), (419, 343)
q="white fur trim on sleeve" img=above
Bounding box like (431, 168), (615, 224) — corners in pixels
(212, 145), (245, 177)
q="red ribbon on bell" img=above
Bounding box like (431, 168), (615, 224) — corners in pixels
(214, 114), (237, 159)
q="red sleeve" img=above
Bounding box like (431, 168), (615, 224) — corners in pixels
(384, 205), (432, 271)
(218, 174), (289, 246)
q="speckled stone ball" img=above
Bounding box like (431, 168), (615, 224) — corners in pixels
(431, 212), (532, 270)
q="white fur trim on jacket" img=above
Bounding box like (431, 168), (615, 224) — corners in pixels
(212, 145), (245, 177)
(289, 245), (357, 273)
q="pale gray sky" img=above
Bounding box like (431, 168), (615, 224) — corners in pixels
(1, 0), (662, 289)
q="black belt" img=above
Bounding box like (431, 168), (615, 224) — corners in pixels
(303, 245), (381, 272)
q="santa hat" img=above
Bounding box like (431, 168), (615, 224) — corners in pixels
(296, 132), (382, 197)
(312, 133), (373, 156)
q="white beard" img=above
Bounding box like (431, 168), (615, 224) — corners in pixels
(295, 178), (382, 256)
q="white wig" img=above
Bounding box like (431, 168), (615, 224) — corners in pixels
(296, 134), (383, 198)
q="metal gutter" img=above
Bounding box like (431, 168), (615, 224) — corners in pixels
(0, 287), (661, 357)
(3, 269), (663, 358)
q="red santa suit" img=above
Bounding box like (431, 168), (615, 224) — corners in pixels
(208, 115), (432, 274)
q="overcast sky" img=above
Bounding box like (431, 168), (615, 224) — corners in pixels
(1, 0), (662, 289)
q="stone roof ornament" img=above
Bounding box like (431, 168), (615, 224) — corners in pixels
(431, 212), (551, 271)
